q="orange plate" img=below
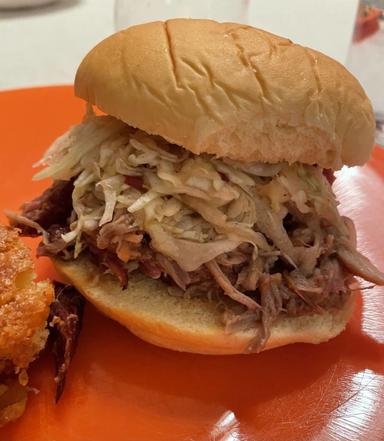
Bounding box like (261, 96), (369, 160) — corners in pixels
(1, 86), (384, 441)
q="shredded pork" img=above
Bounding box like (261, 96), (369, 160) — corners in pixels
(9, 114), (384, 351)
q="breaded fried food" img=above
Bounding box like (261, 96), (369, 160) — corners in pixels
(0, 225), (53, 427)
(0, 225), (53, 369)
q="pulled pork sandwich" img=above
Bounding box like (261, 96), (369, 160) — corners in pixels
(11, 19), (384, 354)
(0, 225), (53, 427)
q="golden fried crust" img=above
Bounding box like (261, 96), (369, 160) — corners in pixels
(0, 226), (53, 370)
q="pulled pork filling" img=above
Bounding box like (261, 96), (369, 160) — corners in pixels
(11, 115), (384, 350)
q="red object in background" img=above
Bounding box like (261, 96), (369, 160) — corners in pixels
(0, 87), (384, 441)
(353, 7), (382, 42)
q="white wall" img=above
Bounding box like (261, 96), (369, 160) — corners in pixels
(0, 0), (359, 90)
(248, 0), (359, 64)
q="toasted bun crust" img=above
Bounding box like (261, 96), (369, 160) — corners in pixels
(54, 256), (355, 355)
(75, 19), (375, 170)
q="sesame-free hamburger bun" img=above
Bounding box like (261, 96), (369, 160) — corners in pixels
(75, 19), (375, 170)
(54, 256), (356, 354)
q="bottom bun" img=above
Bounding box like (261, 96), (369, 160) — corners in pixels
(53, 256), (356, 355)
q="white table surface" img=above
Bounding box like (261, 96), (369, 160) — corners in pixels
(0, 0), (358, 91)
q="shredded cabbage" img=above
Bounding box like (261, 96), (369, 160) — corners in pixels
(97, 176), (125, 226)
(33, 115), (349, 274)
(128, 190), (160, 213)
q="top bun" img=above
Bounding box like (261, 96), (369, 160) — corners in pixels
(75, 19), (375, 170)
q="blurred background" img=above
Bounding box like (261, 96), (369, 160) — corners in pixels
(0, 0), (383, 143)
